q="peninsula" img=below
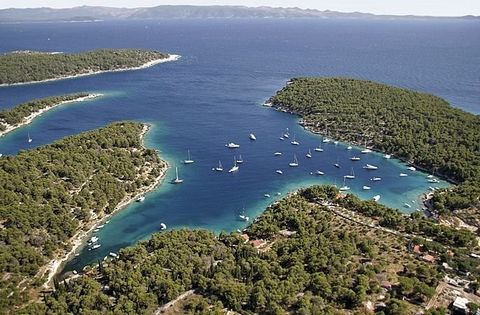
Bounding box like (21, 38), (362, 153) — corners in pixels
(267, 78), (480, 217)
(0, 93), (102, 137)
(28, 186), (479, 314)
(0, 49), (178, 86)
(0, 122), (168, 312)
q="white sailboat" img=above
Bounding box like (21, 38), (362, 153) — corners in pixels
(363, 164), (378, 170)
(184, 150), (194, 164)
(340, 177), (350, 191)
(229, 157), (239, 173)
(371, 177), (382, 181)
(215, 160), (223, 172)
(314, 143), (324, 152)
(290, 134), (299, 145)
(289, 154), (299, 167)
(283, 128), (290, 139)
(236, 155), (244, 164)
(350, 156), (361, 161)
(306, 149), (312, 158)
(363, 185), (371, 190)
(399, 173), (408, 177)
(345, 167), (355, 179)
(27, 132), (32, 143)
(322, 127), (330, 143)
(171, 167), (184, 184)
(361, 140), (372, 153)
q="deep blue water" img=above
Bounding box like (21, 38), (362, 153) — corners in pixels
(0, 19), (478, 272)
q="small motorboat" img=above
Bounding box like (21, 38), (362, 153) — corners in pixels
(249, 133), (257, 141)
(407, 166), (416, 171)
(160, 223), (167, 230)
(225, 142), (240, 148)
(371, 177), (382, 181)
(90, 244), (101, 250)
(276, 170), (283, 175)
(399, 173), (408, 177)
(384, 154), (391, 159)
(315, 170), (325, 175)
(306, 149), (312, 158)
(274, 152), (282, 156)
(238, 214), (249, 222)
(347, 146), (352, 150)
(264, 194), (271, 198)
(363, 164), (378, 170)
(363, 186), (371, 190)
(372, 195), (381, 202)
(350, 156), (361, 161)
(136, 196), (145, 202)
(236, 155), (244, 164)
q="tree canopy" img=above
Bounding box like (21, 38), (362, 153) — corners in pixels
(0, 93), (89, 131)
(269, 77), (480, 213)
(0, 49), (169, 84)
(0, 121), (165, 313)
(31, 186), (444, 314)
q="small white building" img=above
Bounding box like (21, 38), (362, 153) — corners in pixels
(452, 296), (469, 314)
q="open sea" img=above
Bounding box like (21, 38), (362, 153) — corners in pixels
(0, 18), (478, 272)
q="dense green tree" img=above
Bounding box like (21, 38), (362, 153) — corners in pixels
(269, 77), (480, 213)
(0, 49), (169, 85)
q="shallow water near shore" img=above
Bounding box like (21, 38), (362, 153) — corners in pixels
(0, 19), (477, 272)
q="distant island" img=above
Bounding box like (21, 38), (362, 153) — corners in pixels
(0, 5), (478, 23)
(0, 122), (167, 313)
(0, 93), (101, 137)
(0, 49), (178, 85)
(25, 185), (479, 314)
(268, 77), (480, 219)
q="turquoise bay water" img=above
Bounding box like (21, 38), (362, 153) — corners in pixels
(0, 19), (477, 272)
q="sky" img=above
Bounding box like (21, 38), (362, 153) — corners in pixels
(1, 0), (479, 17)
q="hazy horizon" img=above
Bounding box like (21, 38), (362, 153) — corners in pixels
(1, 1), (479, 17)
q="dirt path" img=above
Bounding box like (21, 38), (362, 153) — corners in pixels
(154, 290), (195, 314)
